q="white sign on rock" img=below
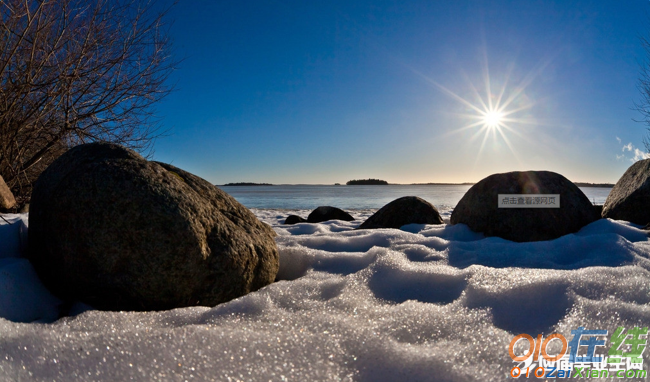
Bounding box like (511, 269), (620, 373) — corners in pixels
(498, 194), (560, 208)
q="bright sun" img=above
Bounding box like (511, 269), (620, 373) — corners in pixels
(417, 64), (537, 167)
(483, 110), (504, 128)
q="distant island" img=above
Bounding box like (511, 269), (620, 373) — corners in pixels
(222, 182), (273, 186)
(574, 182), (615, 188)
(346, 179), (388, 185)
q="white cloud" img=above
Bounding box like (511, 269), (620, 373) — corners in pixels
(617, 141), (648, 162)
(633, 148), (648, 162)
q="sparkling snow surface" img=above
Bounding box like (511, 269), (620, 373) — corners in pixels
(1, 209), (650, 381)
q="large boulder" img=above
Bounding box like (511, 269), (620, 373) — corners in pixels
(603, 159), (650, 225)
(307, 206), (354, 223)
(28, 142), (279, 311)
(358, 196), (443, 229)
(0, 175), (16, 210)
(450, 171), (598, 242)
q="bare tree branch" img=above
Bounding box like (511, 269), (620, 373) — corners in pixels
(0, 0), (175, 204)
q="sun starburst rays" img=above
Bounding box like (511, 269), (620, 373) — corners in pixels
(428, 67), (541, 168)
(408, 59), (546, 169)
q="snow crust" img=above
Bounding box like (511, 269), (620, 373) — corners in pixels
(1, 209), (649, 381)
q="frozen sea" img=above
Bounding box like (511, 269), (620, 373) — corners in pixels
(220, 184), (612, 210)
(3, 185), (650, 381)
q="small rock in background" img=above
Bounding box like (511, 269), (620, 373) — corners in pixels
(603, 159), (650, 225)
(358, 196), (443, 229)
(29, 142), (279, 311)
(284, 215), (307, 225)
(307, 206), (355, 223)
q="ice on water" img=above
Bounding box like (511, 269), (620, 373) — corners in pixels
(1, 208), (649, 381)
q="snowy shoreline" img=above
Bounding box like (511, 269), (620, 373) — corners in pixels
(1, 210), (649, 381)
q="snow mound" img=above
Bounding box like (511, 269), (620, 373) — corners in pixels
(1, 210), (649, 381)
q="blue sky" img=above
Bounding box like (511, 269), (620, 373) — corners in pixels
(152, 0), (650, 184)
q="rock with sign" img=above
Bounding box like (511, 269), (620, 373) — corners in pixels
(450, 171), (598, 242)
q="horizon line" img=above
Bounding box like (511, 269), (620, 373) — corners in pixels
(218, 181), (616, 187)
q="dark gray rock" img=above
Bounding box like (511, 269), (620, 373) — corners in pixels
(358, 196), (443, 229)
(0, 175), (16, 210)
(307, 206), (355, 223)
(284, 215), (307, 225)
(450, 171), (598, 242)
(28, 142), (279, 311)
(603, 159), (650, 225)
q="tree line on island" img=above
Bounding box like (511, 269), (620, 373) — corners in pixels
(346, 179), (389, 185)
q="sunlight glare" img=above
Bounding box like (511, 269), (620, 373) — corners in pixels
(419, 65), (540, 169)
(483, 110), (503, 128)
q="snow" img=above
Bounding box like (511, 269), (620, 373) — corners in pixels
(0, 213), (28, 259)
(1, 208), (650, 381)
